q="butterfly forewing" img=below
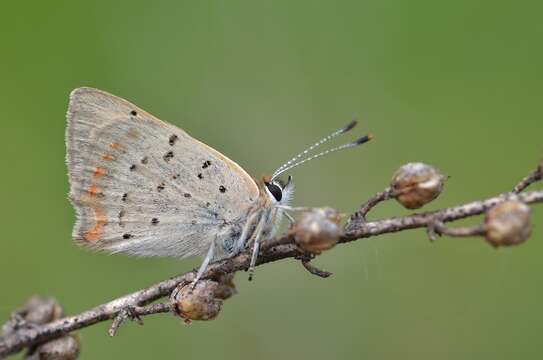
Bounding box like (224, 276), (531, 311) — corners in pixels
(66, 87), (259, 258)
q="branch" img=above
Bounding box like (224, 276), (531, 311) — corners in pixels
(426, 220), (486, 241)
(512, 160), (542, 193)
(343, 190), (542, 241)
(1, 162), (541, 358)
(349, 187), (392, 221)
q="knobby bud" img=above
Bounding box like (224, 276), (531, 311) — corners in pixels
(26, 335), (81, 360)
(291, 208), (341, 254)
(390, 162), (446, 209)
(17, 297), (81, 360)
(2, 296), (64, 336)
(213, 273), (237, 300)
(23, 296), (64, 325)
(485, 200), (532, 247)
(172, 277), (236, 323)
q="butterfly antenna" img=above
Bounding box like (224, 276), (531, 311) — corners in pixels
(271, 134), (373, 181)
(271, 120), (358, 179)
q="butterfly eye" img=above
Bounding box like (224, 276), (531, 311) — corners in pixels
(265, 181), (283, 202)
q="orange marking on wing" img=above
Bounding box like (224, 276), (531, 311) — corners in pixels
(93, 167), (107, 178)
(87, 184), (102, 197)
(110, 142), (122, 150)
(84, 207), (107, 242)
(102, 154), (114, 161)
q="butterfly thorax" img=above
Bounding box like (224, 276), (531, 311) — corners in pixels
(215, 176), (293, 260)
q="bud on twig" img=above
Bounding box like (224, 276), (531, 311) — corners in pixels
(213, 273), (237, 300)
(485, 200), (532, 247)
(172, 277), (236, 323)
(23, 296), (64, 325)
(291, 208), (341, 254)
(390, 163), (446, 209)
(25, 335), (80, 360)
(2, 296), (65, 337)
(4, 297), (82, 360)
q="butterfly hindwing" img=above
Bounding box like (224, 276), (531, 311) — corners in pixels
(66, 87), (259, 259)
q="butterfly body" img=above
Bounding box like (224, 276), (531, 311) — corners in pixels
(66, 87), (290, 263)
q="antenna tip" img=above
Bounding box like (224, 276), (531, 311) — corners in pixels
(341, 120), (358, 133)
(353, 134), (373, 146)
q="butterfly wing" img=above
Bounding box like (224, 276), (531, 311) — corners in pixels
(66, 87), (260, 259)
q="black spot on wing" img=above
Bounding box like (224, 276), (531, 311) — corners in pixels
(157, 183), (165, 192)
(123, 233), (132, 239)
(202, 160), (211, 169)
(163, 151), (174, 162)
(169, 134), (179, 146)
(130, 110), (137, 116)
(151, 218), (159, 225)
(219, 185), (227, 193)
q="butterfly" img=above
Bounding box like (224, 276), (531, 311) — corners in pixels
(66, 87), (371, 283)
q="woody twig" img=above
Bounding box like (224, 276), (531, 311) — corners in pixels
(1, 160), (541, 358)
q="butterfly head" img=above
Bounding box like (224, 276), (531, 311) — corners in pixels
(263, 175), (294, 205)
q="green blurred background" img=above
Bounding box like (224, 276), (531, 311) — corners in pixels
(1, 1), (542, 359)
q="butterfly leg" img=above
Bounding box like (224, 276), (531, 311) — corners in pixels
(276, 205), (312, 212)
(248, 214), (268, 281)
(233, 211), (259, 255)
(191, 240), (215, 288)
(282, 211), (295, 227)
